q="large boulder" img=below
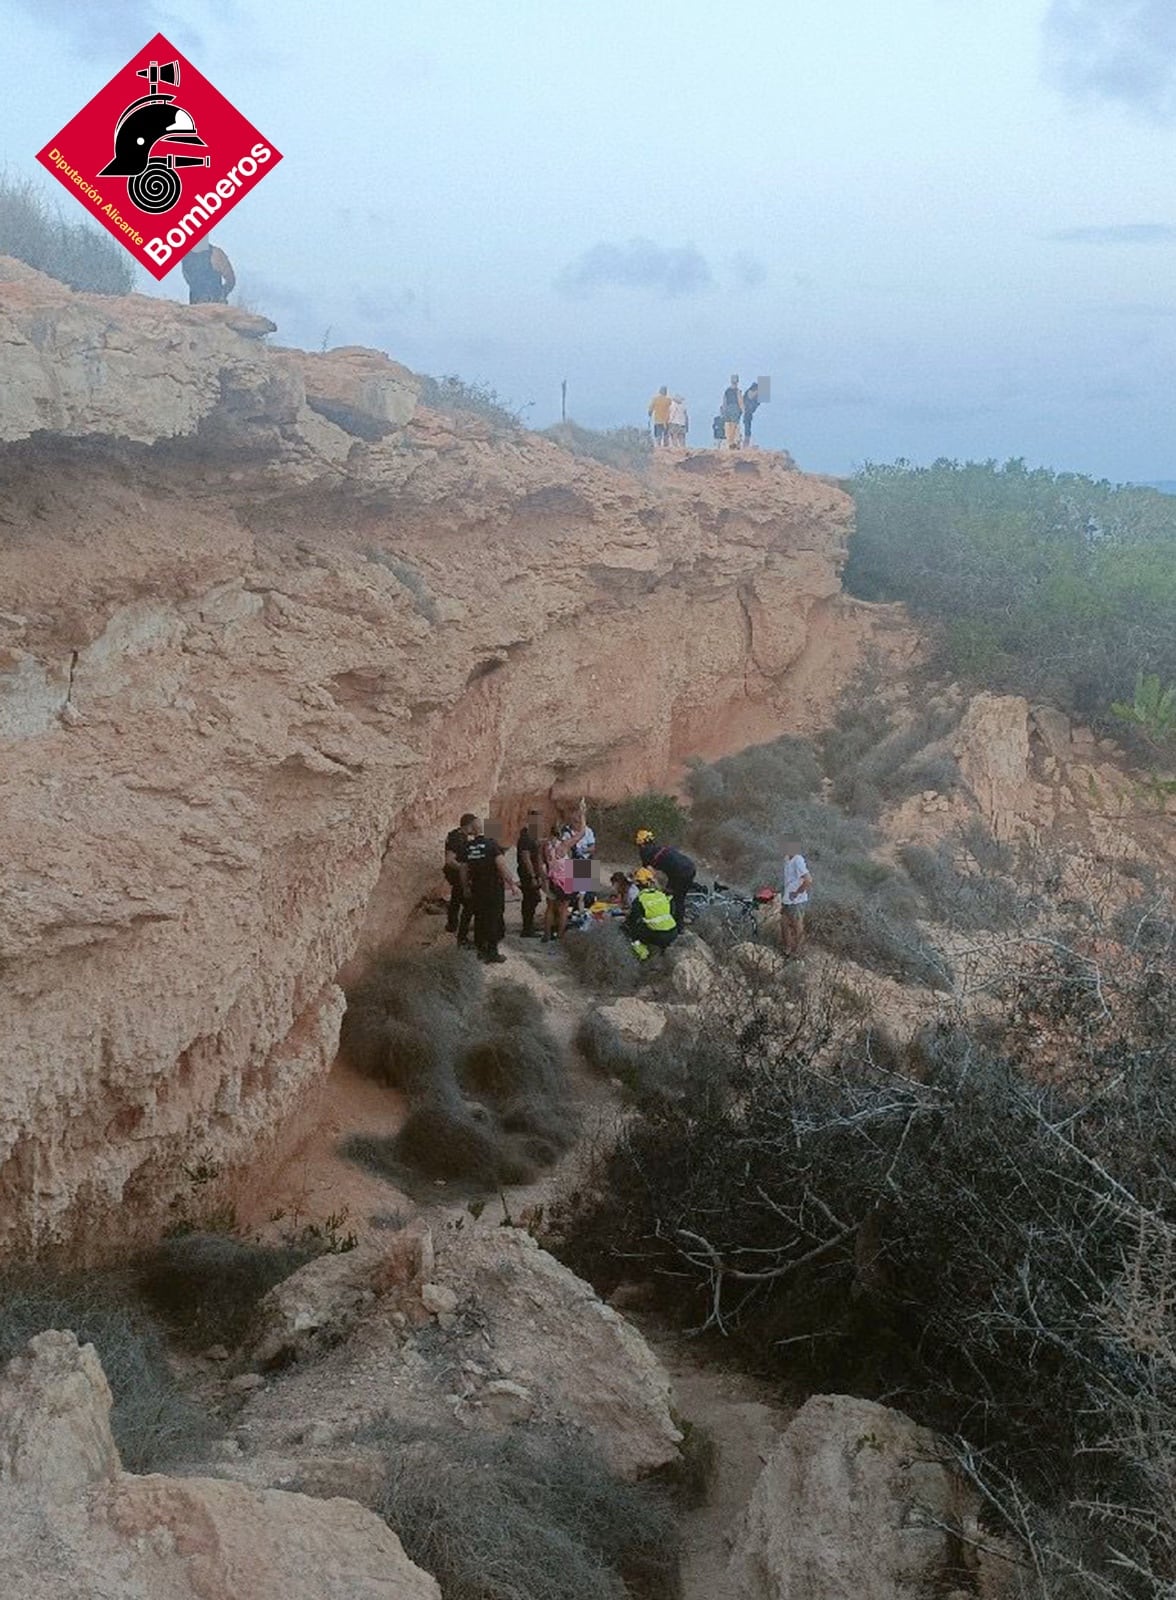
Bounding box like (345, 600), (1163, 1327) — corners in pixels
(0, 1328), (120, 1499)
(248, 1224), (434, 1368)
(597, 997), (667, 1044)
(238, 1225), (682, 1482)
(0, 1330), (440, 1600)
(729, 1394), (1013, 1600)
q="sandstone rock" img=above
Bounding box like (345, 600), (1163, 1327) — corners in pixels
(420, 1281), (459, 1317)
(250, 1228), (432, 1367)
(0, 1329), (120, 1500)
(0, 1331), (440, 1599)
(237, 1227), (682, 1481)
(597, 997), (667, 1044)
(434, 1228), (681, 1477)
(729, 1394), (1008, 1600)
(671, 952), (717, 999)
(479, 1378), (536, 1425)
(956, 694), (1033, 842)
(730, 942), (789, 980)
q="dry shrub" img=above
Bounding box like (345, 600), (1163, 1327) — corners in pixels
(558, 928), (1176, 1600)
(482, 979), (546, 1032)
(363, 1420), (681, 1600)
(136, 1233), (314, 1351)
(561, 927), (645, 996)
(0, 1269), (215, 1470)
(458, 1028), (562, 1103)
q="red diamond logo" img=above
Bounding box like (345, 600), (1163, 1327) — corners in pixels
(36, 33), (282, 282)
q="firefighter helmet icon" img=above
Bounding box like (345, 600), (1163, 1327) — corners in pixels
(98, 58), (210, 213)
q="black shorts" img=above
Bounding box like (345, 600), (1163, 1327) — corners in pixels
(547, 884), (573, 903)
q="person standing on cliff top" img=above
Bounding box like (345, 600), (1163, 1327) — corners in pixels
(742, 381), (761, 446)
(181, 238), (236, 305)
(462, 818), (519, 964)
(648, 386), (673, 446)
(721, 375), (743, 450)
(668, 395), (689, 447)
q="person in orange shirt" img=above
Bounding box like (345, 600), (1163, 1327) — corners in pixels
(647, 386), (673, 446)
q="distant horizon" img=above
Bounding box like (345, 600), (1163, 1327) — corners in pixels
(4, 1), (1176, 483)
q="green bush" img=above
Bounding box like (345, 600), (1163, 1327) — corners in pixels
(591, 793), (689, 856)
(364, 1421), (681, 1600)
(0, 1270), (214, 1470)
(136, 1233), (315, 1351)
(683, 744), (951, 987)
(845, 459), (1176, 722)
(0, 172), (135, 293)
(542, 420), (652, 474)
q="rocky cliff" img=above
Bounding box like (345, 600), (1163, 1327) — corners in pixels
(0, 265), (860, 1260)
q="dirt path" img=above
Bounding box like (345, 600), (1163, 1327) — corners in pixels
(640, 1325), (793, 1600)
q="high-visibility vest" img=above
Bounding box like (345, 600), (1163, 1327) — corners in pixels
(636, 888), (675, 931)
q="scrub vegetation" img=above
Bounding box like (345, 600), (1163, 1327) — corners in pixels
(846, 459), (1176, 731)
(0, 172), (135, 294)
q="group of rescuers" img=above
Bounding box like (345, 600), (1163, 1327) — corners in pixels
(442, 800), (812, 966)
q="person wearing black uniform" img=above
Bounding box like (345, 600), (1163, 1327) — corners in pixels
(516, 810), (545, 938)
(462, 820), (519, 964)
(635, 831), (697, 932)
(444, 814), (477, 939)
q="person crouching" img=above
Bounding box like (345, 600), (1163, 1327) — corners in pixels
(625, 867), (679, 960)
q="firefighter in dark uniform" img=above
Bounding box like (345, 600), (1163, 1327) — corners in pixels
(444, 814), (477, 941)
(634, 830), (697, 932)
(461, 819), (519, 964)
(515, 809), (545, 938)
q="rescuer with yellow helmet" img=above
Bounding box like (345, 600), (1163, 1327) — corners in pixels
(634, 829), (697, 931)
(624, 865), (679, 960)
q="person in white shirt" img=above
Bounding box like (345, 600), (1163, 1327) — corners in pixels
(779, 840), (812, 955)
(668, 395), (689, 447)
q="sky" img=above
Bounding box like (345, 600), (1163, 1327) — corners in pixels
(2, 0), (1176, 479)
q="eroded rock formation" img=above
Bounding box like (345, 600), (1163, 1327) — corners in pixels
(0, 264), (865, 1260)
(0, 1329), (440, 1600)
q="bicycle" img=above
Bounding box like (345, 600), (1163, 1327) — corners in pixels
(683, 879), (775, 937)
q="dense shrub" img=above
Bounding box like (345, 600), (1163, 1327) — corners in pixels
(592, 792), (688, 855)
(0, 1270), (214, 1470)
(364, 1421), (681, 1600)
(137, 1233), (315, 1351)
(683, 744), (951, 987)
(561, 926), (646, 995)
(347, 1107), (540, 1193)
(481, 978), (547, 1032)
(823, 693), (960, 818)
(558, 931), (1176, 1600)
(897, 839), (1022, 931)
(0, 172), (135, 293)
(846, 459), (1176, 722)
(542, 420), (652, 474)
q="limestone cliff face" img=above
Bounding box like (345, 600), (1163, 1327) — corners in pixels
(0, 265), (854, 1260)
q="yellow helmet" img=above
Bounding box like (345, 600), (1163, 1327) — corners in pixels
(635, 828), (655, 845)
(633, 866), (656, 886)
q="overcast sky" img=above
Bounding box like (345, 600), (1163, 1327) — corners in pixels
(4, 0), (1175, 478)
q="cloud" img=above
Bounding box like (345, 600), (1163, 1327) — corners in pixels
(1043, 0), (1176, 119)
(728, 251), (767, 289)
(555, 238), (713, 299)
(1050, 223), (1176, 243)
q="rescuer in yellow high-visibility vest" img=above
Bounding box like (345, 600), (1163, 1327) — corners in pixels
(625, 867), (679, 959)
